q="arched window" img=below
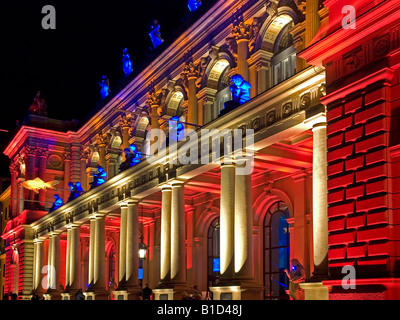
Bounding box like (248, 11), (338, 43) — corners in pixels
(207, 217), (220, 291)
(207, 59), (231, 120)
(271, 20), (296, 86)
(108, 243), (116, 287)
(263, 201), (290, 300)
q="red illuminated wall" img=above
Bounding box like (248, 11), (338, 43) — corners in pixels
(300, 0), (400, 299)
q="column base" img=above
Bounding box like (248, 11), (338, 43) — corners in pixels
(210, 281), (264, 300)
(154, 283), (193, 300)
(299, 282), (329, 300)
(112, 287), (142, 300)
(42, 290), (61, 300)
(83, 290), (109, 300)
(60, 293), (71, 300)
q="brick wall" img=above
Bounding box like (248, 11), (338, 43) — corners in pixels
(326, 76), (400, 278)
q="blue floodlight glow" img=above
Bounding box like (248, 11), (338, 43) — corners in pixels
(213, 258), (220, 272)
(138, 268), (143, 280)
(188, 0), (202, 12)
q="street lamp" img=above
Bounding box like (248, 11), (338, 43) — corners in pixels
(138, 235), (147, 260)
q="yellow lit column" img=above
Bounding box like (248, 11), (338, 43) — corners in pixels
(220, 161), (235, 280)
(47, 232), (60, 294)
(69, 224), (81, 291)
(305, 0), (320, 46)
(234, 156), (253, 280)
(93, 214), (106, 291)
(33, 238), (44, 294)
(118, 203), (128, 286)
(88, 216), (96, 287)
(237, 39), (250, 82)
(311, 122), (328, 280)
(187, 75), (199, 126)
(160, 184), (172, 283)
(37, 147), (48, 208)
(170, 180), (186, 284)
(125, 200), (140, 289)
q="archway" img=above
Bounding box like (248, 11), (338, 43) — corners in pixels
(263, 201), (290, 300)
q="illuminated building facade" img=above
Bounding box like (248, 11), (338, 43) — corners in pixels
(1, 0), (399, 300)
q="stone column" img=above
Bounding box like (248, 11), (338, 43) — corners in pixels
(219, 161), (235, 280)
(80, 150), (88, 192)
(105, 152), (119, 179)
(9, 164), (18, 218)
(119, 115), (132, 161)
(88, 216), (96, 286)
(170, 180), (186, 284)
(234, 157), (253, 279)
(125, 200), (140, 288)
(33, 238), (44, 294)
(47, 232), (60, 296)
(187, 74), (199, 126)
(118, 203), (128, 286)
(237, 39), (250, 81)
(311, 121), (328, 280)
(93, 214), (106, 291)
(69, 224), (81, 291)
(65, 228), (71, 289)
(98, 144), (107, 169)
(160, 184), (172, 283)
(25, 145), (36, 206)
(305, 0), (320, 46)
(37, 147), (48, 208)
(197, 87), (217, 125)
(63, 151), (71, 203)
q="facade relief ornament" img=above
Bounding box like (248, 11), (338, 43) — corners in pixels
(294, 0), (306, 15)
(374, 38), (390, 57)
(147, 89), (163, 107)
(232, 20), (251, 41)
(119, 114), (132, 129)
(266, 0), (279, 16)
(249, 17), (261, 54)
(300, 94), (311, 109)
(225, 37), (238, 62)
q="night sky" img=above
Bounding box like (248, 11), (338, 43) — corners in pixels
(1, 0), (217, 177)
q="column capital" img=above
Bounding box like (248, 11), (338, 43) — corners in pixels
(66, 222), (82, 230)
(303, 112), (326, 129)
(170, 178), (186, 187)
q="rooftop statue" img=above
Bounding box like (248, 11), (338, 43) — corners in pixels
(220, 74), (252, 116)
(230, 74), (251, 105)
(122, 48), (133, 77)
(99, 75), (111, 99)
(90, 165), (107, 189)
(119, 144), (141, 172)
(67, 181), (84, 202)
(28, 90), (48, 116)
(149, 19), (164, 50)
(49, 194), (63, 213)
(188, 0), (202, 12)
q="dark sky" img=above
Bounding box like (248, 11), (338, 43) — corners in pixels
(0, 0), (217, 177)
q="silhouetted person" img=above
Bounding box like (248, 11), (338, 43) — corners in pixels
(75, 289), (85, 300)
(142, 283), (152, 300)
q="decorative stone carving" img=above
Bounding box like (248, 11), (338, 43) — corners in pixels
(266, 110), (276, 125)
(374, 38), (390, 57)
(119, 114), (132, 129)
(300, 94), (311, 109)
(282, 103), (293, 118)
(266, 0), (279, 16)
(225, 36), (238, 61)
(249, 17), (261, 54)
(232, 20), (251, 41)
(147, 89), (163, 106)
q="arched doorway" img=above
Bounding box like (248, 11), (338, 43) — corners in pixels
(207, 217), (220, 293)
(263, 201), (290, 300)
